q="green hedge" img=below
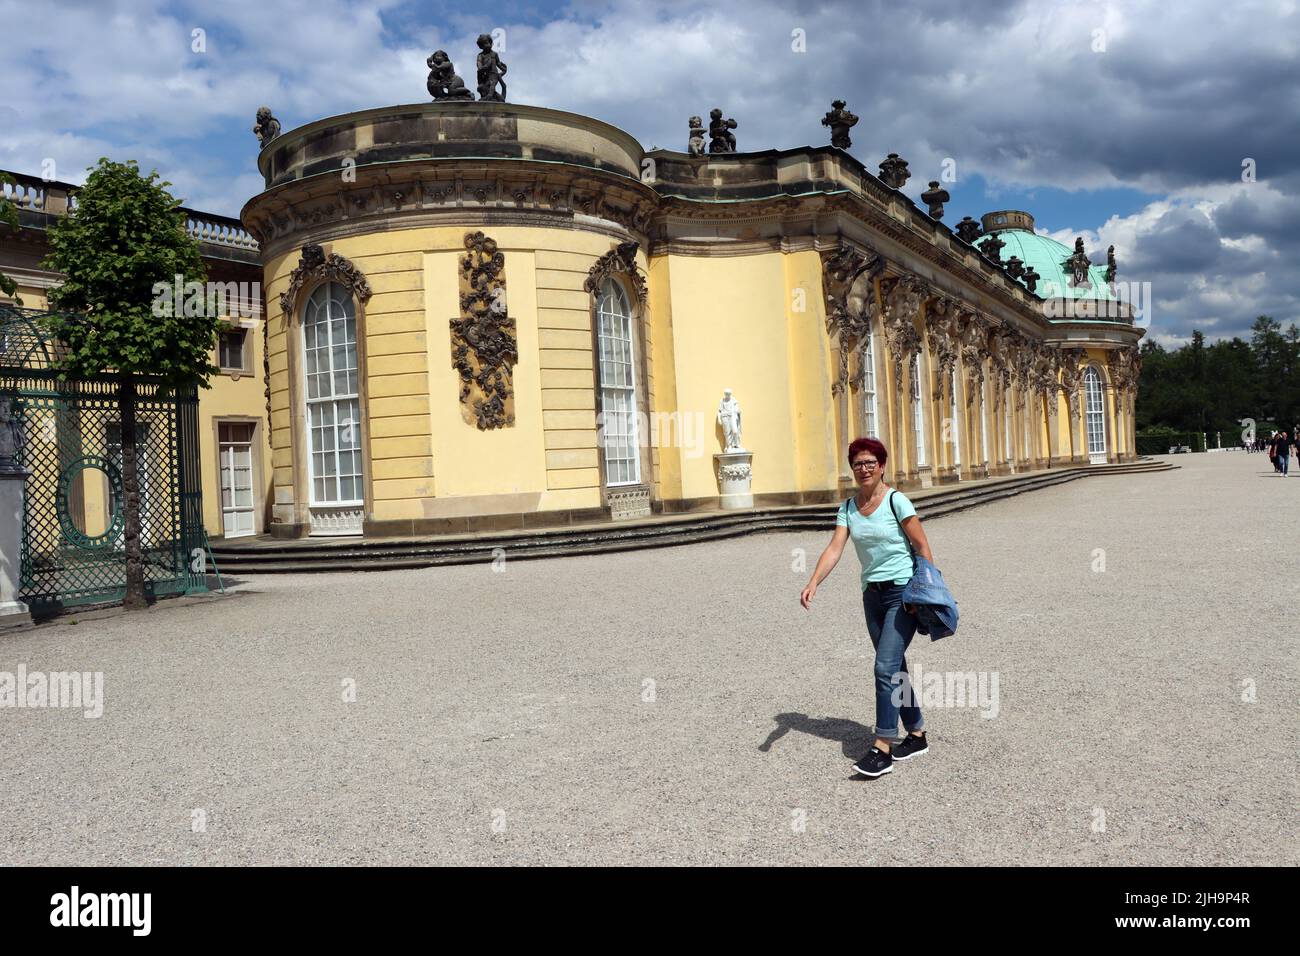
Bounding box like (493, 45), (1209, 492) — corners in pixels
(1135, 430), (1206, 455)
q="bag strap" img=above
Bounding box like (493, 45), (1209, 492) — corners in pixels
(889, 490), (918, 572)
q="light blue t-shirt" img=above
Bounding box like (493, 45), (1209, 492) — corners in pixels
(835, 490), (918, 588)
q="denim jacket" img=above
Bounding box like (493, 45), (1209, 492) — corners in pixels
(887, 492), (959, 641)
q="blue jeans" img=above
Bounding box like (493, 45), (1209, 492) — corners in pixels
(1282, 454), (1290, 475)
(863, 583), (924, 740)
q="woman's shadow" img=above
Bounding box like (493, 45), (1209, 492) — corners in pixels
(758, 712), (874, 759)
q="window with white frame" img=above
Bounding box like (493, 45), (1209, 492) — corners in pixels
(596, 278), (640, 486)
(911, 354), (926, 467)
(950, 370), (960, 468)
(303, 283), (362, 505)
(862, 327), (878, 437)
(1005, 389), (1013, 461)
(219, 421), (256, 537)
(1085, 366), (1107, 462)
(979, 380), (989, 464)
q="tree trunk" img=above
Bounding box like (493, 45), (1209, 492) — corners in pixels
(119, 375), (147, 610)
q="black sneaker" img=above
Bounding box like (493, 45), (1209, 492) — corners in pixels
(892, 732), (929, 761)
(852, 746), (893, 777)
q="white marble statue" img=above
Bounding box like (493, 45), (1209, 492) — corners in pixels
(717, 388), (744, 451)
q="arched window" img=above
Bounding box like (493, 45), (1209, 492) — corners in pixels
(950, 370), (961, 470)
(303, 282), (362, 505)
(911, 354), (926, 467)
(1085, 366), (1107, 463)
(596, 278), (640, 485)
(1004, 388), (1013, 462)
(862, 327), (878, 437)
(979, 381), (989, 465)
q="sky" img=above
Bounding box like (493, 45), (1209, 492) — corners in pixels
(2, 0), (1297, 346)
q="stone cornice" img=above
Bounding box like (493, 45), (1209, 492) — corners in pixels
(242, 159), (659, 259)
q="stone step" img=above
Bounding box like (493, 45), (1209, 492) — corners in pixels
(208, 463), (1166, 574)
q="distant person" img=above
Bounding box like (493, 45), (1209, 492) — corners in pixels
(1275, 431), (1290, 476)
(800, 437), (936, 779)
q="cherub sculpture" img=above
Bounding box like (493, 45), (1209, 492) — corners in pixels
(708, 108), (737, 153)
(475, 33), (507, 102)
(252, 107), (280, 147)
(687, 116), (706, 156)
(428, 50), (474, 100)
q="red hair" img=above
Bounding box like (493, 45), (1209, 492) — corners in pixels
(848, 437), (888, 467)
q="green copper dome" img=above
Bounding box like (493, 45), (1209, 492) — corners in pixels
(975, 213), (1115, 301)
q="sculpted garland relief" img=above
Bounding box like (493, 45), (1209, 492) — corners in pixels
(451, 231), (518, 429)
(820, 245), (886, 396)
(1058, 348), (1087, 418)
(924, 297), (961, 402)
(881, 275), (926, 395)
(956, 309), (993, 408)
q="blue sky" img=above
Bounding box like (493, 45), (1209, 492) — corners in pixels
(2, 0), (1297, 346)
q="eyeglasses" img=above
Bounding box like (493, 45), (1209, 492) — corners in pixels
(850, 459), (879, 471)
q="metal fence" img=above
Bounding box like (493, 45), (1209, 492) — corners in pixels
(1, 306), (207, 616)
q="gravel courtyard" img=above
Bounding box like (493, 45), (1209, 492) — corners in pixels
(2, 451), (1295, 866)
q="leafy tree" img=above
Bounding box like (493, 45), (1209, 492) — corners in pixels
(1136, 316), (1300, 443)
(41, 158), (215, 610)
(0, 172), (21, 302)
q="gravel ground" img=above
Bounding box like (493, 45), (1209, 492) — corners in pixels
(1, 451), (1295, 866)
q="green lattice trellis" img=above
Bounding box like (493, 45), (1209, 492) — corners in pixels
(1, 304), (207, 614)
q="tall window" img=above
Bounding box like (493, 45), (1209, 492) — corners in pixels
(303, 283), (362, 504)
(911, 354), (926, 467)
(949, 370), (960, 469)
(219, 422), (256, 537)
(1085, 366), (1107, 463)
(862, 327), (878, 437)
(596, 278), (640, 486)
(979, 382), (989, 465)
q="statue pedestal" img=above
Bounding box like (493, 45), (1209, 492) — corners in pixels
(0, 467), (32, 629)
(715, 450), (753, 510)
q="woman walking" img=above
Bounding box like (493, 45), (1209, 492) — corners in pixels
(800, 437), (936, 778)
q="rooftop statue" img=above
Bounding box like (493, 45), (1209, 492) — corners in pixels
(1063, 237), (1092, 290)
(1021, 265), (1041, 294)
(920, 180), (950, 219)
(878, 153), (911, 189)
(821, 100), (858, 150)
(708, 108), (738, 153)
(1105, 245), (1117, 285)
(687, 116), (706, 157)
(981, 232), (1005, 263)
(1004, 255), (1024, 279)
(428, 50), (474, 100)
(954, 216), (983, 244)
(475, 33), (508, 102)
(252, 107), (280, 147)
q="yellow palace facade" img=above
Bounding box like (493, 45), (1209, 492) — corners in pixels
(239, 101), (1141, 538)
(2, 99), (1142, 543)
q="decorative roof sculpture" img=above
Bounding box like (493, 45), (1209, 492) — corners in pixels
(921, 180), (950, 219)
(475, 33), (507, 102)
(821, 100), (858, 150)
(878, 153), (910, 189)
(253, 107), (280, 147)
(708, 109), (738, 153)
(428, 50), (474, 100)
(687, 116), (706, 156)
